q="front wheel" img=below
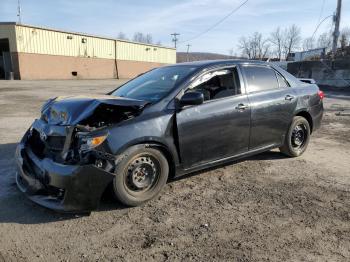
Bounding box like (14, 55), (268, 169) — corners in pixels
(279, 116), (311, 157)
(113, 145), (169, 206)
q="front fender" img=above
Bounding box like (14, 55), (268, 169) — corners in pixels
(105, 112), (180, 166)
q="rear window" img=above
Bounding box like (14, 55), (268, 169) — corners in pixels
(243, 66), (279, 93)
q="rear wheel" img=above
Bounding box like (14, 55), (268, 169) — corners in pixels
(279, 116), (311, 157)
(113, 145), (169, 206)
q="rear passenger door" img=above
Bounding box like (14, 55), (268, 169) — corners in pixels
(241, 65), (297, 150)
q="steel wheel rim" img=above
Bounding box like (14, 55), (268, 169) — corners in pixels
(291, 124), (307, 149)
(124, 154), (160, 193)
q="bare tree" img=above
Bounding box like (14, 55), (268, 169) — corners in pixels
(302, 37), (315, 51)
(228, 48), (234, 57)
(145, 34), (153, 44)
(283, 24), (301, 58)
(117, 32), (128, 40)
(132, 32), (153, 44)
(317, 32), (332, 50)
(269, 27), (284, 61)
(339, 27), (350, 49)
(253, 32), (270, 59)
(238, 36), (252, 59)
(250, 32), (260, 59)
(238, 32), (270, 60)
(133, 32), (145, 43)
(133, 32), (154, 44)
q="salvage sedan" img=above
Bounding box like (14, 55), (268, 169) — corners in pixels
(15, 60), (323, 212)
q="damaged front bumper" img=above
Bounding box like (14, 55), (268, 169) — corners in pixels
(15, 126), (115, 213)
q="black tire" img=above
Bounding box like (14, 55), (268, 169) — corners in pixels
(279, 116), (311, 157)
(113, 145), (169, 206)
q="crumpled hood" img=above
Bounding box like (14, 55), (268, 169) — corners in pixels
(41, 95), (148, 125)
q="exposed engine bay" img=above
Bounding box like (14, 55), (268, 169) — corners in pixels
(78, 103), (141, 129)
(27, 95), (148, 168)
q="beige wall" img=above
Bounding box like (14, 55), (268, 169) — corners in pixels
(17, 53), (117, 80)
(117, 60), (166, 79)
(15, 25), (115, 59)
(0, 23), (175, 79)
(0, 24), (17, 52)
(116, 41), (176, 64)
(16, 53), (167, 80)
(14, 25), (176, 64)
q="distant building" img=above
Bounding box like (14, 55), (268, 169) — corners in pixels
(0, 22), (176, 80)
(287, 48), (325, 62)
(269, 61), (289, 70)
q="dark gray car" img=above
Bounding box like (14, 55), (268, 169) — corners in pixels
(15, 60), (323, 212)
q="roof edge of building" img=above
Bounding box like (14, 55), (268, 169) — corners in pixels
(0, 21), (175, 50)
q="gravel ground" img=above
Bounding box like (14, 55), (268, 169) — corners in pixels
(0, 80), (349, 262)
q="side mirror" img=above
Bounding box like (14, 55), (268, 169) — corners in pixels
(179, 91), (204, 107)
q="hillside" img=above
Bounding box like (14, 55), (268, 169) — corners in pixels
(177, 52), (239, 63)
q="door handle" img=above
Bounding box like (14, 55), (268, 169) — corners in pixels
(285, 95), (295, 101)
(235, 103), (248, 111)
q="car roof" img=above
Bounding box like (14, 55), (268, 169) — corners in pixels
(167, 59), (267, 69)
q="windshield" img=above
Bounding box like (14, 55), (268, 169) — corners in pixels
(111, 66), (196, 102)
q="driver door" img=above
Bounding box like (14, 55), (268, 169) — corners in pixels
(175, 67), (251, 169)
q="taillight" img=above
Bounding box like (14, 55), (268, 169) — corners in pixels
(318, 90), (324, 100)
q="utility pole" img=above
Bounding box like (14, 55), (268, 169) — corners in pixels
(186, 44), (191, 62)
(17, 0), (22, 24)
(332, 0), (342, 58)
(171, 33), (180, 48)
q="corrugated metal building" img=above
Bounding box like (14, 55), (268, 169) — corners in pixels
(287, 48), (326, 62)
(0, 22), (176, 80)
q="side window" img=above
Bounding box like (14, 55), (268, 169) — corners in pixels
(243, 66), (279, 93)
(187, 68), (241, 101)
(275, 72), (290, 88)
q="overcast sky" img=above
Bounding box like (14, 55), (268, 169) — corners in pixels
(1, 0), (349, 55)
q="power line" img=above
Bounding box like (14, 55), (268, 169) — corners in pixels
(316, 0), (326, 26)
(311, 14), (333, 41)
(178, 0), (248, 45)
